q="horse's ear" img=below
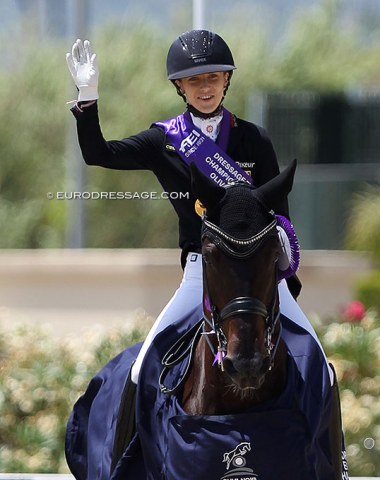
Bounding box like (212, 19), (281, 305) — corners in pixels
(190, 162), (226, 211)
(255, 159), (297, 211)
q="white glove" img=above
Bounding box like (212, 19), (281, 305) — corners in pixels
(66, 39), (99, 101)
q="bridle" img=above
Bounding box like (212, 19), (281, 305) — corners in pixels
(201, 215), (282, 375)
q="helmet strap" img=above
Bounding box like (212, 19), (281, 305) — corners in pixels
(171, 80), (187, 102)
(223, 70), (233, 96)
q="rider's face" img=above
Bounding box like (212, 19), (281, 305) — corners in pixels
(175, 71), (229, 114)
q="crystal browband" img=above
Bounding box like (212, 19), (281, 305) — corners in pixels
(202, 218), (277, 247)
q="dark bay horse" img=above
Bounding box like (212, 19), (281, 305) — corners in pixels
(65, 160), (347, 479)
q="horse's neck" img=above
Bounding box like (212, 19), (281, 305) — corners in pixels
(181, 336), (288, 416)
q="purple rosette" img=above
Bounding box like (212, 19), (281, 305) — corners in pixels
(275, 215), (300, 281)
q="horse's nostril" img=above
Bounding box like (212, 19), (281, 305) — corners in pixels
(251, 353), (264, 372)
(223, 354), (268, 390)
(222, 357), (237, 376)
(224, 354), (265, 377)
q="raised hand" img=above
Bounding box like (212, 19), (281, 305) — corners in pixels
(66, 39), (99, 101)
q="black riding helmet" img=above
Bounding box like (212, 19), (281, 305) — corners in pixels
(167, 30), (236, 80)
(167, 30), (236, 112)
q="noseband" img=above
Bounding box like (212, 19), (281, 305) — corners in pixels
(201, 215), (282, 374)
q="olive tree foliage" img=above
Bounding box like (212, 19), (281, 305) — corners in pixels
(0, 0), (379, 248)
(258, 0), (380, 91)
(0, 31), (68, 248)
(344, 186), (380, 311)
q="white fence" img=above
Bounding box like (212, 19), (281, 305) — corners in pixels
(0, 249), (371, 337)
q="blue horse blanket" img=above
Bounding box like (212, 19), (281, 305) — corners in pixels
(65, 306), (348, 480)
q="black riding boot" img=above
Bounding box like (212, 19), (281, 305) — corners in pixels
(110, 368), (137, 474)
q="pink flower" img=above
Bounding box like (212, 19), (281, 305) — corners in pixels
(341, 300), (366, 323)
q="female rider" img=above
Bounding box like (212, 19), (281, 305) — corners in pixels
(66, 30), (324, 387)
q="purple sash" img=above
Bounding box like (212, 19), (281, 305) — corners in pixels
(155, 108), (252, 187)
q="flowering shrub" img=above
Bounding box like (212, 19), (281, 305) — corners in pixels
(0, 311), (151, 473)
(0, 305), (379, 475)
(315, 302), (380, 476)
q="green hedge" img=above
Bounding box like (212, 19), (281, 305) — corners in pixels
(345, 186), (380, 265)
(354, 270), (380, 312)
(0, 306), (379, 476)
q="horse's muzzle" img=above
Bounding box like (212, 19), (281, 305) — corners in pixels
(223, 353), (270, 390)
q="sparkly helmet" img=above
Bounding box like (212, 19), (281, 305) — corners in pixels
(166, 29), (236, 80)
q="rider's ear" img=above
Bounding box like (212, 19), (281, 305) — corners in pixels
(190, 162), (226, 212)
(255, 159), (297, 212)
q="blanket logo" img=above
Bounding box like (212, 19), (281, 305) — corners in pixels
(220, 442), (258, 480)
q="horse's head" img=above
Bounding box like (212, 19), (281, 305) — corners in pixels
(191, 160), (296, 391)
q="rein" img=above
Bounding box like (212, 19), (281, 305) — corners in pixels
(159, 320), (203, 395)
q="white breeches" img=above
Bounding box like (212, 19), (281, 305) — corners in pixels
(131, 253), (203, 383)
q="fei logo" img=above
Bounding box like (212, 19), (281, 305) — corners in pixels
(220, 442), (258, 480)
(179, 129), (201, 154)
